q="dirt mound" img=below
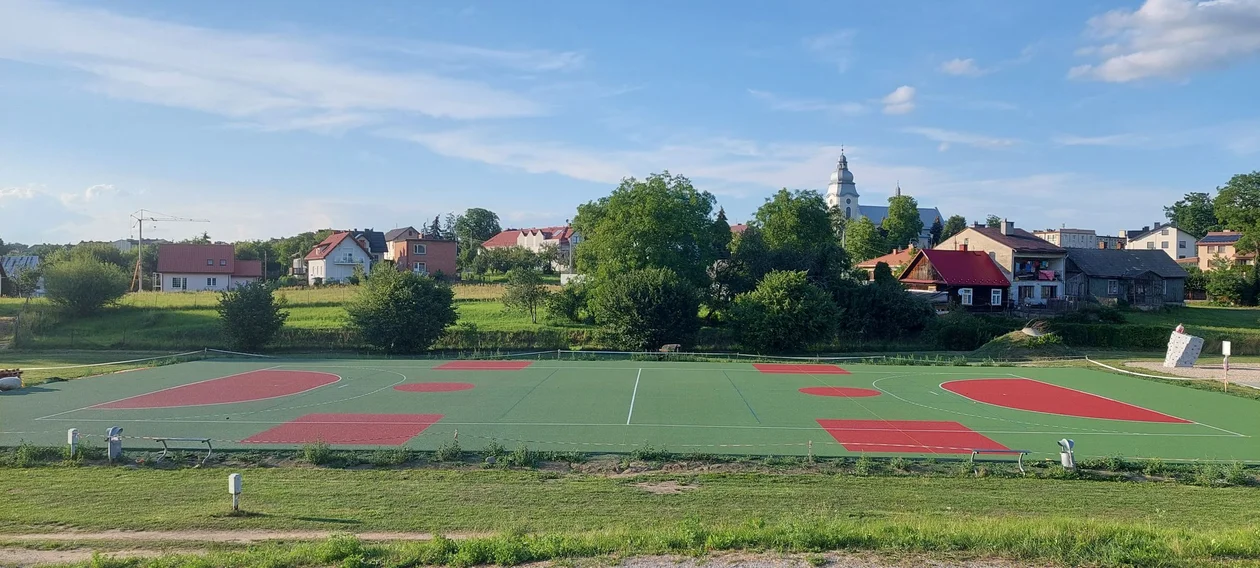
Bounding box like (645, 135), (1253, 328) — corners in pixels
(971, 330), (1079, 360)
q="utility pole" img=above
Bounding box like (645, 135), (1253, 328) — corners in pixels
(130, 209), (210, 292)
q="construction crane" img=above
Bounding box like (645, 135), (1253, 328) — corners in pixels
(129, 209), (210, 292)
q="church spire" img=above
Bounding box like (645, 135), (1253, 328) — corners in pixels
(895, 181), (901, 197)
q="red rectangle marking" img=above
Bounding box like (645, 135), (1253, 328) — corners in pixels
(816, 419), (1008, 454)
(435, 360), (533, 371)
(242, 413), (443, 446)
(754, 363), (849, 375)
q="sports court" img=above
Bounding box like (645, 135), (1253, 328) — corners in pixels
(3, 357), (1258, 462)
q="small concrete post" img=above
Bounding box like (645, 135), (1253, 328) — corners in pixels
(228, 473), (242, 512)
(67, 429), (78, 459)
(105, 427), (123, 463)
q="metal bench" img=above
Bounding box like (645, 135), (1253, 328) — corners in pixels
(152, 437), (214, 466)
(970, 448), (1030, 474)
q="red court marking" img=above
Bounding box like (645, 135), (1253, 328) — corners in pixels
(435, 361), (533, 371)
(941, 378), (1191, 423)
(817, 419), (1008, 454)
(394, 382), (475, 393)
(94, 370), (340, 409)
(799, 387), (881, 398)
(242, 413), (443, 445)
(753, 363), (850, 375)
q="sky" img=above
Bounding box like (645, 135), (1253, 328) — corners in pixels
(2, 0), (1260, 245)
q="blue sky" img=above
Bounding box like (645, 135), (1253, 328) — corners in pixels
(2, 0), (1259, 244)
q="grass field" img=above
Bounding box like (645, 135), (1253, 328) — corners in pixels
(4, 358), (1258, 461)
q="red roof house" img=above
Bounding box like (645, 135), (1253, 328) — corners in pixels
(479, 225), (580, 272)
(856, 245), (918, 279)
(303, 232), (373, 285)
(156, 244), (263, 292)
(898, 249), (1012, 311)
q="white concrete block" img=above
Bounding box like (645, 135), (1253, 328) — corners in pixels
(1164, 332), (1204, 368)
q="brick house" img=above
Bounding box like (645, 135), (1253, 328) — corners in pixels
(156, 244), (262, 292)
(384, 227), (457, 277)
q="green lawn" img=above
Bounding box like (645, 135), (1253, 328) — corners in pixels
(1127, 304), (1260, 335)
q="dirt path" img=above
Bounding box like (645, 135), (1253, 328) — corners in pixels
(1125, 361), (1260, 388)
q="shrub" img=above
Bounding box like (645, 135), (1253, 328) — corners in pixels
(729, 270), (838, 352)
(545, 282), (591, 324)
(589, 267), (700, 350)
(927, 311), (1020, 351)
(42, 257), (130, 316)
(505, 444), (537, 468)
(434, 440), (463, 462)
(1045, 323), (1168, 349)
(216, 281), (289, 352)
(301, 440), (333, 465)
(501, 267), (550, 324)
(345, 264), (458, 353)
(832, 278), (935, 342)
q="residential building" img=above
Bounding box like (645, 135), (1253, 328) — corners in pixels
(303, 232), (373, 285)
(856, 245), (918, 280)
(729, 223), (749, 235)
(1125, 222), (1197, 260)
(155, 244), (262, 292)
(482, 225), (580, 272)
(898, 249), (1012, 312)
(1, 256), (43, 297)
(1197, 231), (1255, 271)
(1032, 228), (1122, 250)
(1064, 249), (1187, 307)
(824, 152), (944, 248)
(383, 227), (458, 277)
(935, 220), (1067, 306)
(348, 229), (388, 262)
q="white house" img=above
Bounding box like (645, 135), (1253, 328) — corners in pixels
(304, 231), (373, 285)
(155, 244), (262, 292)
(481, 225), (581, 272)
(1125, 223), (1198, 260)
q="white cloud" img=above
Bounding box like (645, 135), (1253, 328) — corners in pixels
(881, 86), (916, 115)
(1051, 133), (1150, 147)
(940, 58), (989, 77)
(0, 0), (561, 130)
(1070, 0), (1260, 82)
(902, 127), (1020, 149)
(0, 185), (90, 243)
(58, 183), (126, 205)
(803, 30), (857, 72)
(747, 89), (866, 116)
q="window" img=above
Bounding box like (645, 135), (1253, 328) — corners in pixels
(171, 277), (182, 289)
(959, 288), (973, 306)
(206, 259), (214, 265)
(1179, 240), (1187, 249)
(1146, 242), (1155, 249)
(220, 259), (227, 266)
(1041, 285), (1057, 299)
(1107, 280), (1118, 295)
(1019, 286), (1035, 301)
(207, 277), (217, 286)
(413, 243), (427, 255)
(1161, 241), (1169, 249)
(1163, 280), (1168, 295)
(990, 289), (1002, 306)
(413, 262), (427, 274)
(1160, 228), (1169, 236)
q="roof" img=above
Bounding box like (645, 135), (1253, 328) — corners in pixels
(156, 244), (236, 274)
(859, 206), (943, 236)
(1065, 248), (1188, 279)
(857, 247), (917, 269)
(1, 256), (39, 275)
(232, 260), (263, 278)
(964, 226), (1066, 254)
(730, 223), (748, 234)
(482, 226), (574, 248)
(384, 227), (419, 242)
(305, 232), (371, 261)
(349, 229), (387, 254)
(1130, 224), (1195, 242)
(1199, 231), (1243, 245)
(899, 249), (1011, 287)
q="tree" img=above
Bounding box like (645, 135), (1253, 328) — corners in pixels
(832, 278), (934, 341)
(441, 213), (458, 241)
(1184, 266), (1208, 294)
(427, 216), (443, 238)
(42, 258), (130, 316)
(217, 281), (289, 351)
(940, 215), (968, 242)
(828, 205), (848, 241)
(872, 262), (897, 286)
(453, 208), (502, 244)
(47, 243), (129, 271)
(182, 232), (212, 245)
(882, 195), (924, 249)
(1164, 192), (1219, 238)
(589, 267), (700, 350)
(573, 172), (719, 288)
(985, 215), (1003, 229)
(1207, 267), (1246, 305)
(345, 264), (458, 353)
(1213, 171), (1260, 252)
(711, 207), (732, 261)
(501, 267), (550, 324)
(929, 216), (944, 245)
(752, 189), (850, 291)
(729, 270), (839, 353)
(844, 216), (887, 263)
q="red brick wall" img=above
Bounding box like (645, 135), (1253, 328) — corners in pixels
(397, 239), (458, 277)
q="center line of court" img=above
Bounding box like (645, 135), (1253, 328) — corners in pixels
(626, 368), (642, 425)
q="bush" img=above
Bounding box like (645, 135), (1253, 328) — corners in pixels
(927, 311), (1020, 351)
(1044, 323), (1168, 349)
(42, 258), (130, 316)
(832, 279), (935, 342)
(589, 267), (700, 350)
(729, 270), (838, 352)
(545, 282), (591, 324)
(216, 281), (289, 351)
(1207, 268), (1247, 305)
(501, 267), (550, 324)
(345, 264), (458, 353)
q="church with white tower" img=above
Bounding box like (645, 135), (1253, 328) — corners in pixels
(824, 151), (944, 247)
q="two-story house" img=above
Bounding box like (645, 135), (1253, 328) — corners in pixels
(935, 220), (1067, 306)
(1125, 222), (1197, 260)
(1032, 228), (1123, 250)
(156, 244), (262, 292)
(383, 226), (458, 277)
(482, 225), (580, 272)
(1197, 231), (1255, 271)
(304, 232), (373, 285)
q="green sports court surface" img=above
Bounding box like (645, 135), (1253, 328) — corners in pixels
(2, 358), (1258, 461)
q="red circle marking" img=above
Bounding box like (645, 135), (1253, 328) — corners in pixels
(799, 386), (881, 398)
(394, 382), (475, 393)
(941, 378), (1191, 423)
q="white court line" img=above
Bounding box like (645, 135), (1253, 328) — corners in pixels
(626, 368), (642, 425)
(33, 364), (285, 421)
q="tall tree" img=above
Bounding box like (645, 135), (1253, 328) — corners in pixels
(1213, 171), (1260, 252)
(827, 205), (847, 241)
(929, 216), (944, 245)
(985, 215), (1003, 229)
(217, 281), (289, 351)
(453, 208), (502, 244)
(844, 216), (887, 263)
(729, 270), (839, 353)
(752, 189), (850, 290)
(572, 172), (719, 288)
(711, 207), (732, 260)
(940, 215), (968, 241)
(1164, 192), (1220, 238)
(427, 215), (442, 238)
(589, 267), (700, 350)
(441, 213), (458, 240)
(882, 195), (924, 248)
(501, 267), (550, 324)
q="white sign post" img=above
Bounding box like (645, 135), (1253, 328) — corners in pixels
(228, 473), (242, 512)
(1223, 340), (1232, 393)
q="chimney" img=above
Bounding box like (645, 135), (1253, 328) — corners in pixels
(1000, 219), (1014, 236)
(1153, 221), (1162, 229)
(958, 243), (968, 252)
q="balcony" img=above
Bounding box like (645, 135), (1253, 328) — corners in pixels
(1013, 269), (1060, 282)
(331, 256), (365, 266)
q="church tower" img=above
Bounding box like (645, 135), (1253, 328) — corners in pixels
(825, 151), (860, 219)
